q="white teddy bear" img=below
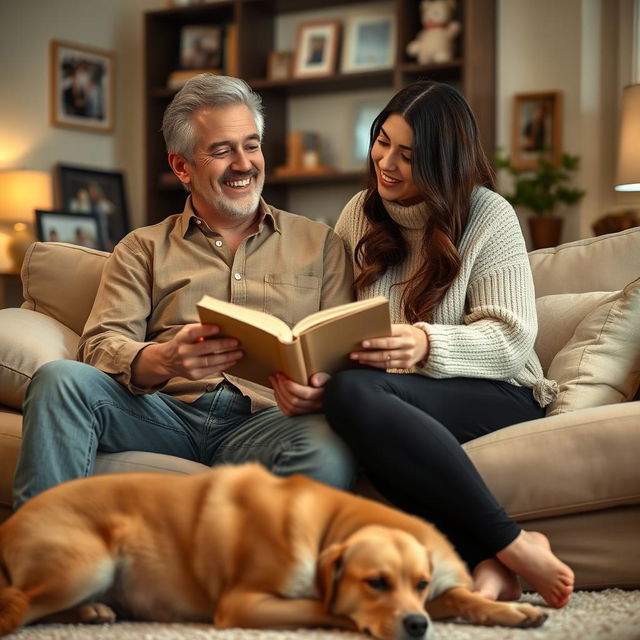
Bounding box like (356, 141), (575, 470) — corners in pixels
(406, 0), (461, 65)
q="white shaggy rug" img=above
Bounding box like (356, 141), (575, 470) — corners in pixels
(4, 590), (639, 640)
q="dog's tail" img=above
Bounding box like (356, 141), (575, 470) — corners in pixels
(0, 586), (29, 636)
(0, 548), (29, 636)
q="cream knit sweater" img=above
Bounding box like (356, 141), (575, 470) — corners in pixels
(334, 187), (558, 407)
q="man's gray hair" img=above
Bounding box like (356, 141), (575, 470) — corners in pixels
(162, 74), (264, 161)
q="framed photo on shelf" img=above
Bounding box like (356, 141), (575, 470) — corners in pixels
(292, 20), (340, 78)
(268, 51), (294, 81)
(341, 9), (396, 73)
(179, 25), (223, 70)
(55, 164), (130, 252)
(35, 210), (105, 251)
(49, 40), (115, 133)
(511, 91), (562, 169)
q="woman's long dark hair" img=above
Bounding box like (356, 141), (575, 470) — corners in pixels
(354, 81), (495, 323)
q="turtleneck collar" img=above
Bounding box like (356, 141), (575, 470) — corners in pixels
(381, 198), (428, 230)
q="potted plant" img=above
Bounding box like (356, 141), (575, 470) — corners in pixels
(495, 152), (586, 249)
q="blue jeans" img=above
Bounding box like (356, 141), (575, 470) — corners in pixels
(13, 360), (355, 509)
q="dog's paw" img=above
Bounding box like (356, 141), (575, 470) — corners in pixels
(495, 602), (547, 628)
(78, 602), (117, 624)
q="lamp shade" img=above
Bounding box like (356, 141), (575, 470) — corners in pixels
(615, 84), (640, 192)
(0, 170), (53, 222)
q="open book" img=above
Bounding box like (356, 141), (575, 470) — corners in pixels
(196, 295), (390, 387)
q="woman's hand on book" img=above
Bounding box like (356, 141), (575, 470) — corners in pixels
(350, 323), (429, 369)
(270, 372), (329, 416)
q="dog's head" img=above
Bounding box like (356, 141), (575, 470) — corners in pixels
(317, 525), (433, 640)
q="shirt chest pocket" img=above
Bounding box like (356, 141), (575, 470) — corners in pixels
(264, 273), (321, 328)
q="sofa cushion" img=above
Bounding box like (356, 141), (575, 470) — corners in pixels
(0, 308), (80, 410)
(21, 242), (109, 335)
(535, 290), (613, 373)
(0, 409), (21, 511)
(529, 226), (640, 297)
(542, 277), (640, 415)
(464, 402), (640, 520)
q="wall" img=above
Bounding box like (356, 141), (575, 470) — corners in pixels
(0, 0), (158, 230)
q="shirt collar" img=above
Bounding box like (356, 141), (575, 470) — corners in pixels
(178, 195), (280, 237)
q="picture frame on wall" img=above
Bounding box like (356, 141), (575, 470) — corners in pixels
(35, 210), (105, 251)
(511, 91), (562, 169)
(50, 40), (115, 133)
(292, 20), (340, 78)
(341, 9), (396, 73)
(55, 164), (130, 252)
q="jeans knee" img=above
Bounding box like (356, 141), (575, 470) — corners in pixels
(277, 417), (356, 491)
(26, 360), (104, 410)
(31, 359), (90, 388)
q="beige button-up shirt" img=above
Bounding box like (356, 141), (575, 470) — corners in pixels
(78, 197), (354, 411)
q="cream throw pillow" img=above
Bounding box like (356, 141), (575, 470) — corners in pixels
(0, 308), (79, 410)
(535, 277), (640, 416)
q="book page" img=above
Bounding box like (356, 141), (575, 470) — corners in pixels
(292, 296), (389, 336)
(298, 297), (391, 378)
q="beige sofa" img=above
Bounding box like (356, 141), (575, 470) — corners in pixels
(1, 229), (639, 591)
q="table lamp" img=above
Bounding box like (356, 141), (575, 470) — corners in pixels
(0, 170), (53, 272)
(615, 84), (640, 192)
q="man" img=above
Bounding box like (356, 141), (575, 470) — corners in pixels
(13, 74), (355, 509)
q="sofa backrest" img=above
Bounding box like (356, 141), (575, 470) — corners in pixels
(20, 242), (109, 335)
(19, 228), (640, 335)
(529, 226), (640, 297)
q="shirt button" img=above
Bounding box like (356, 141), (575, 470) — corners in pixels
(195, 219), (202, 225)
(215, 240), (223, 247)
(234, 273), (242, 280)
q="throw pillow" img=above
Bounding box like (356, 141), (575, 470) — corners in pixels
(542, 277), (640, 415)
(535, 290), (614, 373)
(0, 308), (79, 410)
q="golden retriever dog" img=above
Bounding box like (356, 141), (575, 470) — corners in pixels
(0, 463), (546, 639)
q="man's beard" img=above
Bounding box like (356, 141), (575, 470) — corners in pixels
(194, 171), (264, 218)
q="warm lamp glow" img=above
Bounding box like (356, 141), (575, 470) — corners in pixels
(0, 170), (53, 222)
(0, 170), (53, 272)
(615, 84), (640, 192)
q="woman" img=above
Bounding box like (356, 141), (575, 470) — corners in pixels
(270, 81), (574, 608)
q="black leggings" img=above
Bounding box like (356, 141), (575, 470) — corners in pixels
(323, 369), (545, 569)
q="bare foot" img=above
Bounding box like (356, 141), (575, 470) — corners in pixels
(497, 530), (574, 608)
(472, 557), (522, 601)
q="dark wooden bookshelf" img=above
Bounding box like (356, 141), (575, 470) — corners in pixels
(144, 0), (496, 225)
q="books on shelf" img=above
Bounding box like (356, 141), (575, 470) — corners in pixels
(196, 295), (391, 387)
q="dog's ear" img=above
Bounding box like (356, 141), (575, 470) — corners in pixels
(317, 543), (346, 612)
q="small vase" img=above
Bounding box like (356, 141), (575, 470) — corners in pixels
(528, 216), (563, 249)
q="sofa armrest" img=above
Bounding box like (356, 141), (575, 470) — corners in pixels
(463, 402), (640, 520)
(0, 308), (80, 410)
